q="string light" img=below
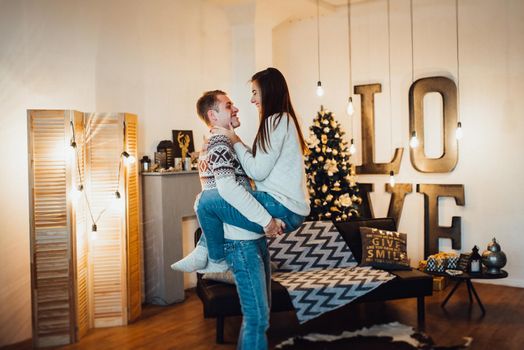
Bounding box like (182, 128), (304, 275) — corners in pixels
(69, 118), (131, 233)
(315, 0), (324, 97)
(121, 151), (136, 166)
(70, 184), (83, 200)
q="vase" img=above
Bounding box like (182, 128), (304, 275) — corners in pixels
(481, 238), (507, 275)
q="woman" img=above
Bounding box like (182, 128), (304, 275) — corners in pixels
(212, 67), (310, 350)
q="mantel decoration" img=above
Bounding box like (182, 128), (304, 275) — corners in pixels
(27, 110), (141, 347)
(305, 107), (362, 221)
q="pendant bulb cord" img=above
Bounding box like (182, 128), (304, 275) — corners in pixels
(455, 0), (461, 123)
(387, 0), (393, 164)
(347, 0), (352, 95)
(410, 0), (414, 84)
(317, 0), (321, 82)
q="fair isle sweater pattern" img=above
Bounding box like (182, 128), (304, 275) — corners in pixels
(198, 134), (252, 191)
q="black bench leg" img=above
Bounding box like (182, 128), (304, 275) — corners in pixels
(216, 316), (225, 344)
(417, 296), (425, 331)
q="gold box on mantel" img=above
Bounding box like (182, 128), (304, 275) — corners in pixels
(433, 276), (449, 291)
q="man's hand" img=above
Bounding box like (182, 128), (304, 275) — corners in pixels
(264, 218), (286, 238)
(211, 126), (241, 145)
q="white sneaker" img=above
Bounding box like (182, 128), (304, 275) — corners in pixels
(171, 245), (208, 273)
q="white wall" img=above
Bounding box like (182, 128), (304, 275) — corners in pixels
(1, 0), (523, 346)
(274, 0), (524, 285)
(0, 0), (232, 346)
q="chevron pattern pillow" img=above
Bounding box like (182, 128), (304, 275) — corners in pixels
(268, 221), (357, 272)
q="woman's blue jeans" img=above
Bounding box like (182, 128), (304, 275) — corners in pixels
(196, 189), (305, 263)
(224, 237), (271, 350)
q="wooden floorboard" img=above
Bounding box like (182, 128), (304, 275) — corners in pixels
(4, 282), (523, 349)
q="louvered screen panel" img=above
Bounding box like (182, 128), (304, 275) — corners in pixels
(70, 111), (90, 338)
(124, 113), (141, 321)
(28, 110), (75, 347)
(85, 114), (127, 327)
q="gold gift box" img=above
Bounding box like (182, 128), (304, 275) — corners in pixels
(432, 276), (448, 291)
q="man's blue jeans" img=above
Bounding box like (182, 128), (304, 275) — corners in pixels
(224, 237), (271, 350)
(196, 189), (305, 263)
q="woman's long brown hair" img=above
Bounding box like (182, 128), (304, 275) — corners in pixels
(251, 67), (308, 156)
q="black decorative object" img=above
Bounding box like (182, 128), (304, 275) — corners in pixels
(154, 151), (167, 169)
(469, 245), (482, 274)
(456, 253), (470, 272)
(157, 140), (174, 168)
(481, 238), (507, 275)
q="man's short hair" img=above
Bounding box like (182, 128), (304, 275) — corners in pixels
(196, 90), (226, 125)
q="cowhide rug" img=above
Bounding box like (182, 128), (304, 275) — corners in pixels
(275, 322), (472, 350)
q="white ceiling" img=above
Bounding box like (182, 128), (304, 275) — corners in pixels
(210, 0), (369, 27)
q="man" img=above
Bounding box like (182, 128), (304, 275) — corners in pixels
(172, 89), (283, 273)
(172, 90), (275, 349)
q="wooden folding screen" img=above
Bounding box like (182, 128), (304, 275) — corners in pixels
(27, 110), (141, 347)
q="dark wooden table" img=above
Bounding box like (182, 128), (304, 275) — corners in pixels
(428, 270), (508, 315)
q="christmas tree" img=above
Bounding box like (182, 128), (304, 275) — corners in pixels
(305, 107), (362, 221)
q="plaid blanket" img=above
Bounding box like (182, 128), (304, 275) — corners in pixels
(269, 221), (395, 323)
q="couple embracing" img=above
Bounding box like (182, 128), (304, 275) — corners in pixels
(172, 67), (310, 350)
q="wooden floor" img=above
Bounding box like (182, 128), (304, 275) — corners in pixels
(5, 281), (524, 350)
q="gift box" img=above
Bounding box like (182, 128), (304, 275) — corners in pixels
(425, 252), (459, 272)
(447, 255), (459, 269)
(432, 276), (448, 291)
(425, 254), (447, 272)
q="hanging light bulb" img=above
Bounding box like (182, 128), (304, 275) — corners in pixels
(346, 96), (354, 116)
(91, 224), (98, 241)
(349, 138), (357, 155)
(111, 190), (123, 213)
(70, 184), (83, 200)
(316, 81), (324, 97)
(455, 121), (463, 140)
(122, 151), (136, 166)
(389, 170), (396, 187)
(409, 131), (419, 148)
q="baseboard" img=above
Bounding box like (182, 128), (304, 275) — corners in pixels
(474, 277), (524, 288)
(1, 338), (32, 349)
